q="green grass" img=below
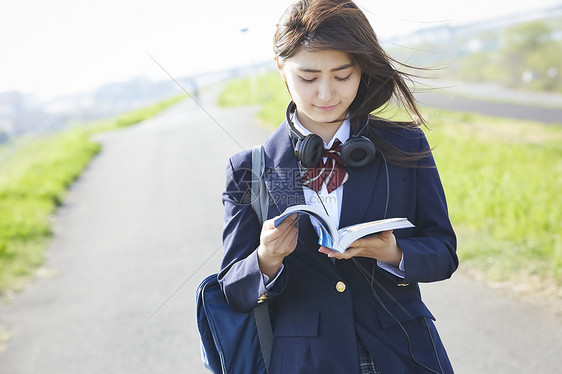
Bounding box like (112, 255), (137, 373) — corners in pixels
(219, 73), (562, 287)
(217, 73), (291, 126)
(425, 110), (562, 284)
(87, 94), (186, 134)
(0, 94), (186, 294)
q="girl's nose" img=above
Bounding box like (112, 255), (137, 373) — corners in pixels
(317, 79), (334, 102)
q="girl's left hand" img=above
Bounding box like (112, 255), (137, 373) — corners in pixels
(318, 230), (402, 266)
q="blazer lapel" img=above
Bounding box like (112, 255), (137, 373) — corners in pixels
(339, 157), (381, 228)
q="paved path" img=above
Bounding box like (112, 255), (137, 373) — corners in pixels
(0, 90), (268, 373)
(0, 87), (561, 373)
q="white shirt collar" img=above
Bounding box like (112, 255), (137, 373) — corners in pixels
(293, 114), (350, 148)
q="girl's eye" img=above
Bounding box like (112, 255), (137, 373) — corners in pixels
(298, 73), (352, 83)
(336, 74), (352, 82)
(299, 76), (316, 84)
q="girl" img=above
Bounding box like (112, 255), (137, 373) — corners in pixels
(219, 1), (458, 373)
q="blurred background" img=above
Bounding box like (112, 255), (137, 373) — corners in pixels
(1, 0), (561, 142)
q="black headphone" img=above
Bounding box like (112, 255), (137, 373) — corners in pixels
(285, 102), (377, 169)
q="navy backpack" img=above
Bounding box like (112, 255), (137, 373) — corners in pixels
(196, 145), (272, 374)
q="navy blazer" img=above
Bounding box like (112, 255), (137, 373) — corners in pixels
(219, 120), (458, 374)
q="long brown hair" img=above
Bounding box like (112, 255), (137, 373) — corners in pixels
(274, 0), (430, 166)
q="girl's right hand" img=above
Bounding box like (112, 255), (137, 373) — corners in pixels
(257, 214), (299, 278)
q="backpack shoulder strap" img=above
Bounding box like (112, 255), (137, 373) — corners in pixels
(251, 144), (269, 225)
(250, 144), (273, 372)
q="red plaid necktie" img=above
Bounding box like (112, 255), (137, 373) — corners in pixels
(302, 139), (349, 193)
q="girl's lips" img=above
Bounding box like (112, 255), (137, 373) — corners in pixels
(314, 104), (338, 112)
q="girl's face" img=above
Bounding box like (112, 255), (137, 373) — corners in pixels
(277, 48), (361, 134)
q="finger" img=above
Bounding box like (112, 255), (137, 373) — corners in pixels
(263, 215), (297, 242)
(318, 246), (343, 258)
(270, 215), (298, 239)
(378, 229), (393, 240)
(288, 224), (300, 248)
(349, 233), (383, 248)
(273, 213), (298, 228)
(271, 215), (298, 242)
(277, 215), (299, 237)
(318, 246), (332, 254)
(278, 223), (299, 253)
(334, 245), (364, 259)
(262, 223), (291, 248)
(262, 221), (274, 231)
(346, 246), (363, 258)
(327, 250), (347, 259)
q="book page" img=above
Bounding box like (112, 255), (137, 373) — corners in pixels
(310, 216), (334, 249)
(337, 218), (414, 251)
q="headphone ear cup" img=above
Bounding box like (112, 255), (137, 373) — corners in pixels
(295, 134), (324, 168)
(341, 136), (376, 168)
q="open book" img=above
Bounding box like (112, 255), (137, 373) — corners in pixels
(274, 204), (414, 253)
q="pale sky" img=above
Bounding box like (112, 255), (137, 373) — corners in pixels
(1, 0), (560, 100)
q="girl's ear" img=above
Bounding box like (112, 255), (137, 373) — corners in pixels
(275, 57), (287, 82)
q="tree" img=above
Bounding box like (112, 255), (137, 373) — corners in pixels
(501, 21), (554, 88)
